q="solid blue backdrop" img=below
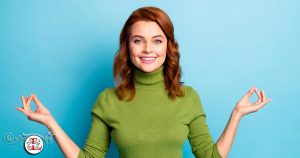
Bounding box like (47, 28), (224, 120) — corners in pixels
(1, 0), (299, 157)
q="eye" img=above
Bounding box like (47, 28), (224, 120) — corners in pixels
(133, 39), (142, 44)
(154, 39), (162, 44)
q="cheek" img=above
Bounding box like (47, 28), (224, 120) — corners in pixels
(129, 44), (141, 57)
(129, 44), (140, 64)
(129, 51), (137, 65)
(157, 44), (167, 57)
(161, 45), (167, 63)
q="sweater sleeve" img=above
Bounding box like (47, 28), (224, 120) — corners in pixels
(78, 89), (111, 158)
(188, 88), (221, 158)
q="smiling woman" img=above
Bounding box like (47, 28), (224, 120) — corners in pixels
(16, 6), (271, 158)
(114, 7), (184, 102)
(128, 21), (167, 72)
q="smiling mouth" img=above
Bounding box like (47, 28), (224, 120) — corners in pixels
(140, 57), (156, 64)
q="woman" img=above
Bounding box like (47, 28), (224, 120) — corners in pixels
(16, 6), (271, 158)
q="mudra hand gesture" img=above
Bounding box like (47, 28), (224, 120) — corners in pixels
(234, 87), (272, 117)
(16, 94), (53, 126)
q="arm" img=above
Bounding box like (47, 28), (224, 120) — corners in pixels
(16, 94), (80, 158)
(188, 88), (222, 158)
(188, 115), (223, 158)
(78, 90), (111, 158)
(16, 92), (111, 158)
(215, 109), (240, 158)
(216, 87), (271, 158)
(47, 118), (80, 157)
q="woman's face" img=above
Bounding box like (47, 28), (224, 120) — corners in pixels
(129, 21), (167, 73)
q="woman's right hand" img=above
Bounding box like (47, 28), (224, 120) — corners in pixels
(16, 94), (53, 127)
(17, 94), (81, 157)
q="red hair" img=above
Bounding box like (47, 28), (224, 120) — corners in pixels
(113, 6), (184, 101)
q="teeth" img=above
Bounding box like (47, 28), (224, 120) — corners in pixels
(141, 57), (155, 61)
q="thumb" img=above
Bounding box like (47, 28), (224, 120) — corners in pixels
(33, 94), (44, 108)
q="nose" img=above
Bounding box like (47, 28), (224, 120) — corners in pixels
(142, 42), (153, 54)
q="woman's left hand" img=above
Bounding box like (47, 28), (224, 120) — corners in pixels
(234, 87), (271, 118)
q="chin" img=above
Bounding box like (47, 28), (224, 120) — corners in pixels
(138, 66), (160, 73)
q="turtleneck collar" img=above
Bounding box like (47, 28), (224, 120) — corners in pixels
(133, 66), (164, 88)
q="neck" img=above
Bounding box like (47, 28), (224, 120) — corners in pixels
(133, 66), (165, 88)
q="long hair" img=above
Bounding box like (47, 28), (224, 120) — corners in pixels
(113, 6), (184, 101)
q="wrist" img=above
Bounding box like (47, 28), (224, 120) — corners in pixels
(45, 116), (56, 130)
(232, 108), (242, 121)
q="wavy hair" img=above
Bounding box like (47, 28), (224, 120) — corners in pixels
(113, 6), (184, 101)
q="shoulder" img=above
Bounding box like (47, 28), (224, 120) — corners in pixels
(103, 87), (116, 96)
(181, 85), (206, 115)
(92, 87), (116, 116)
(94, 87), (117, 103)
(182, 85), (201, 99)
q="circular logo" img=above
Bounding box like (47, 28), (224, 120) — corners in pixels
(24, 135), (43, 154)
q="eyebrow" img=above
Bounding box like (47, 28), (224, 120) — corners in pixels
(130, 34), (164, 39)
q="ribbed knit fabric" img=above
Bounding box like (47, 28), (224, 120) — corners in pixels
(78, 66), (221, 158)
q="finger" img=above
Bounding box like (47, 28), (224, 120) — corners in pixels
(16, 107), (28, 116)
(253, 98), (272, 111)
(245, 87), (256, 98)
(249, 87), (256, 94)
(25, 96), (30, 109)
(261, 90), (266, 101)
(17, 107), (37, 121)
(254, 88), (262, 103)
(27, 94), (34, 106)
(33, 94), (43, 107)
(26, 95), (34, 111)
(263, 98), (272, 104)
(258, 92), (262, 102)
(21, 96), (26, 106)
(21, 96), (28, 110)
(26, 95), (32, 102)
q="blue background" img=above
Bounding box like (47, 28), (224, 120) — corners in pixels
(1, 0), (299, 157)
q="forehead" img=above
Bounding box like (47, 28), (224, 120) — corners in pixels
(129, 21), (166, 38)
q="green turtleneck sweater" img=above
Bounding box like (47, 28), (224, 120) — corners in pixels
(78, 66), (221, 158)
